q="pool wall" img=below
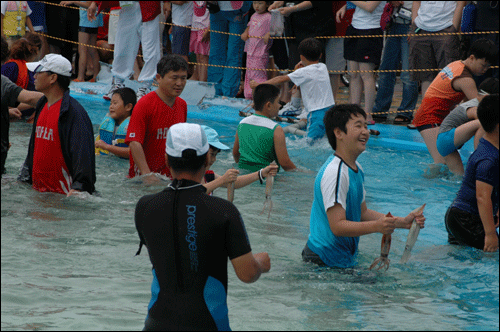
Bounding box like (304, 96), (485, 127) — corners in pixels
(70, 81), (475, 158)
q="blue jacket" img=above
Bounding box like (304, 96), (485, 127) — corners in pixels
(19, 90), (96, 194)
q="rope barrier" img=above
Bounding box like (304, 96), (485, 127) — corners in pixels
(18, 31), (499, 76)
(20, 28), (416, 117)
(14, 2), (498, 119)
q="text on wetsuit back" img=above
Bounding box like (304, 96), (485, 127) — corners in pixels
(186, 205), (199, 272)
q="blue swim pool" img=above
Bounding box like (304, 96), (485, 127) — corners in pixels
(1, 86), (497, 331)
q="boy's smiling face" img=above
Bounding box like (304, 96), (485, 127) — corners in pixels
(109, 93), (131, 123)
(336, 114), (370, 155)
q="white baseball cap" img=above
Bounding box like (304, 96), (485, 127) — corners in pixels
(166, 123), (209, 158)
(27, 54), (72, 77)
(201, 125), (229, 150)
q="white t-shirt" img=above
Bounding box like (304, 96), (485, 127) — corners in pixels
(351, 1), (385, 30)
(172, 1), (193, 26)
(1, 1), (32, 16)
(287, 63), (335, 116)
(415, 1), (456, 32)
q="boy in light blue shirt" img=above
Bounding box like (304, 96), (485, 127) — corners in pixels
(302, 104), (426, 268)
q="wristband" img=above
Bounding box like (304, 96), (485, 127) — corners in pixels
(258, 169), (264, 184)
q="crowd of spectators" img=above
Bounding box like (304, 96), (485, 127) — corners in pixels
(1, 1), (497, 110)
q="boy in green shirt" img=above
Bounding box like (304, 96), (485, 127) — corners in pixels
(233, 84), (296, 172)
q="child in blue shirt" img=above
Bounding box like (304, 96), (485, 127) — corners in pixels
(445, 94), (499, 252)
(95, 87), (136, 159)
(302, 104), (426, 268)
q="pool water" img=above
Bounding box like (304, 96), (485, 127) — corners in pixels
(1, 92), (498, 331)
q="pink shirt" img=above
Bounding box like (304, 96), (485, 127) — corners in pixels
(244, 12), (272, 57)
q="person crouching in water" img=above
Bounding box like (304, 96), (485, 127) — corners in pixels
(445, 94), (499, 252)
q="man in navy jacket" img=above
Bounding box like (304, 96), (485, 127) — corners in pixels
(19, 54), (95, 195)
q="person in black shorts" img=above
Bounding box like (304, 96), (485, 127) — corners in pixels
(134, 122), (271, 331)
(337, 1), (385, 125)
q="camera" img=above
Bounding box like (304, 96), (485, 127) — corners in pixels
(393, 7), (412, 21)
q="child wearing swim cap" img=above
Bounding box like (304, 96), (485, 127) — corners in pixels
(201, 125), (278, 195)
(95, 87), (136, 158)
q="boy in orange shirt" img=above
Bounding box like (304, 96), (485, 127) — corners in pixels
(413, 39), (497, 170)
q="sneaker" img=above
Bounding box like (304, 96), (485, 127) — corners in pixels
(278, 101), (302, 116)
(103, 82), (125, 100)
(136, 86), (151, 100)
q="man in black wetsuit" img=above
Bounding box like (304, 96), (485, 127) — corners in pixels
(135, 122), (271, 331)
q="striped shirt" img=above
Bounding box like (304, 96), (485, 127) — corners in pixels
(306, 154), (365, 268)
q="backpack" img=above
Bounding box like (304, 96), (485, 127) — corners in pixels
(380, 2), (394, 31)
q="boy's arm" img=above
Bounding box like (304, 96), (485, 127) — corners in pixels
(452, 77), (479, 102)
(362, 201), (426, 229)
(273, 126), (296, 171)
(204, 173), (227, 194)
(250, 75), (290, 89)
(360, 201), (386, 221)
(204, 169), (239, 193)
(232, 132), (241, 163)
(234, 164), (278, 188)
(95, 140), (130, 159)
(328, 202), (396, 237)
(476, 180), (498, 252)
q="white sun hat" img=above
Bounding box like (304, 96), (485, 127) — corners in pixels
(27, 53), (72, 77)
(166, 123), (209, 158)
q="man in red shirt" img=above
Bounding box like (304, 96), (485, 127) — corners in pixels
(125, 54), (188, 182)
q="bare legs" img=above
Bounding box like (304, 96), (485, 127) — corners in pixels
(77, 32), (100, 81)
(420, 127), (446, 165)
(330, 74), (341, 102)
(444, 120), (484, 175)
(196, 53), (208, 82)
(348, 61), (376, 123)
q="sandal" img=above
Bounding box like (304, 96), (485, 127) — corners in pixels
(372, 114), (387, 122)
(394, 115), (412, 124)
